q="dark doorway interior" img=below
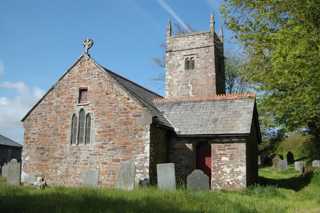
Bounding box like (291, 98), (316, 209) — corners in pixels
(196, 142), (212, 179)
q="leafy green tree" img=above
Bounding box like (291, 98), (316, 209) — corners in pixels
(221, 1), (320, 142)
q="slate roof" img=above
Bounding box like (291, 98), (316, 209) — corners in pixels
(154, 96), (256, 135)
(94, 64), (172, 128)
(0, 134), (22, 148)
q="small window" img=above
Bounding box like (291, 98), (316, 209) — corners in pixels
(189, 57), (195, 70)
(185, 57), (195, 70)
(185, 57), (190, 70)
(85, 114), (91, 144)
(78, 88), (88, 104)
(78, 109), (86, 144)
(70, 114), (78, 144)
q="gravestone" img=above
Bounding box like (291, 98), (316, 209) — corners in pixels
(157, 163), (176, 190)
(294, 161), (305, 173)
(116, 160), (135, 190)
(312, 160), (320, 168)
(278, 159), (288, 171)
(286, 152), (295, 164)
(187, 169), (209, 191)
(2, 159), (21, 185)
(1, 163), (8, 178)
(272, 156), (281, 168)
(80, 170), (99, 187)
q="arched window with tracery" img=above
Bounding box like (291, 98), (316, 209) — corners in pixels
(85, 113), (91, 144)
(70, 114), (77, 144)
(78, 109), (85, 144)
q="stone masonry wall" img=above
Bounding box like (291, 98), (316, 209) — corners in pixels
(22, 55), (153, 187)
(165, 32), (219, 98)
(149, 124), (169, 184)
(169, 137), (196, 185)
(211, 143), (247, 189)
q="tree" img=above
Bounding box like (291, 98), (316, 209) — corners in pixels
(221, 1), (320, 142)
(224, 53), (249, 93)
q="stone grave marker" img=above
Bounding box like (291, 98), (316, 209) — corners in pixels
(312, 160), (320, 168)
(3, 159), (21, 185)
(187, 169), (209, 191)
(81, 170), (99, 187)
(272, 156), (281, 168)
(278, 159), (288, 171)
(294, 161), (305, 173)
(116, 160), (135, 190)
(1, 163), (8, 178)
(157, 163), (176, 190)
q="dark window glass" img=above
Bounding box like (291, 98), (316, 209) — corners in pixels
(78, 109), (85, 144)
(190, 57), (195, 69)
(185, 57), (189, 70)
(85, 113), (91, 144)
(78, 88), (88, 103)
(71, 114), (78, 144)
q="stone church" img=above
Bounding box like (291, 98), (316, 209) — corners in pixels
(22, 16), (260, 190)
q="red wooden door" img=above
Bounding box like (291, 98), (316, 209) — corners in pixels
(196, 143), (212, 179)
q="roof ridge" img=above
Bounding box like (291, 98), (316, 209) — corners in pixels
(154, 93), (256, 104)
(100, 65), (163, 98)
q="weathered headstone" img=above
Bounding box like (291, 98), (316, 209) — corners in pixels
(278, 159), (288, 171)
(116, 160), (136, 190)
(157, 163), (176, 190)
(294, 161), (305, 173)
(3, 159), (21, 185)
(187, 169), (209, 191)
(312, 160), (320, 168)
(1, 163), (8, 178)
(272, 156), (281, 168)
(81, 170), (99, 187)
(286, 152), (295, 164)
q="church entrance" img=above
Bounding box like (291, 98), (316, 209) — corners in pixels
(196, 142), (212, 179)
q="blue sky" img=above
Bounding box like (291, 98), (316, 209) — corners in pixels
(0, 0), (239, 143)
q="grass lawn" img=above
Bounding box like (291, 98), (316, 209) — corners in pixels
(0, 168), (320, 213)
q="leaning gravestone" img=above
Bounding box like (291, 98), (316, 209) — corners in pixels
(116, 160), (136, 190)
(3, 159), (21, 185)
(80, 170), (99, 187)
(187, 169), (209, 191)
(157, 163), (176, 190)
(312, 160), (320, 168)
(294, 161), (305, 173)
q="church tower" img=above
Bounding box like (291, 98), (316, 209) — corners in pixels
(165, 15), (225, 98)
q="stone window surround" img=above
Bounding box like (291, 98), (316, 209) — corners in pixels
(70, 108), (94, 146)
(184, 54), (197, 71)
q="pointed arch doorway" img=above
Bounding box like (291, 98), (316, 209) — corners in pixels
(196, 142), (212, 180)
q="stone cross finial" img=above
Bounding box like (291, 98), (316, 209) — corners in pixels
(83, 38), (94, 55)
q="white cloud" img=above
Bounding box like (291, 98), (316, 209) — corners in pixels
(157, 0), (191, 32)
(0, 81), (45, 143)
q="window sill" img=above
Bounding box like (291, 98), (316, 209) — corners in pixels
(77, 102), (90, 106)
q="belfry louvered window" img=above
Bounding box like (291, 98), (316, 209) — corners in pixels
(85, 113), (91, 144)
(70, 114), (77, 144)
(185, 57), (195, 70)
(78, 109), (86, 144)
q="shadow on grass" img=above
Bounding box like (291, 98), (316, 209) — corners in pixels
(258, 171), (313, 191)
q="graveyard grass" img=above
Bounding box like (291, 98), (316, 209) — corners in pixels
(1, 168), (320, 213)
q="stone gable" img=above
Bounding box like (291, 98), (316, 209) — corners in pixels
(22, 55), (153, 186)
